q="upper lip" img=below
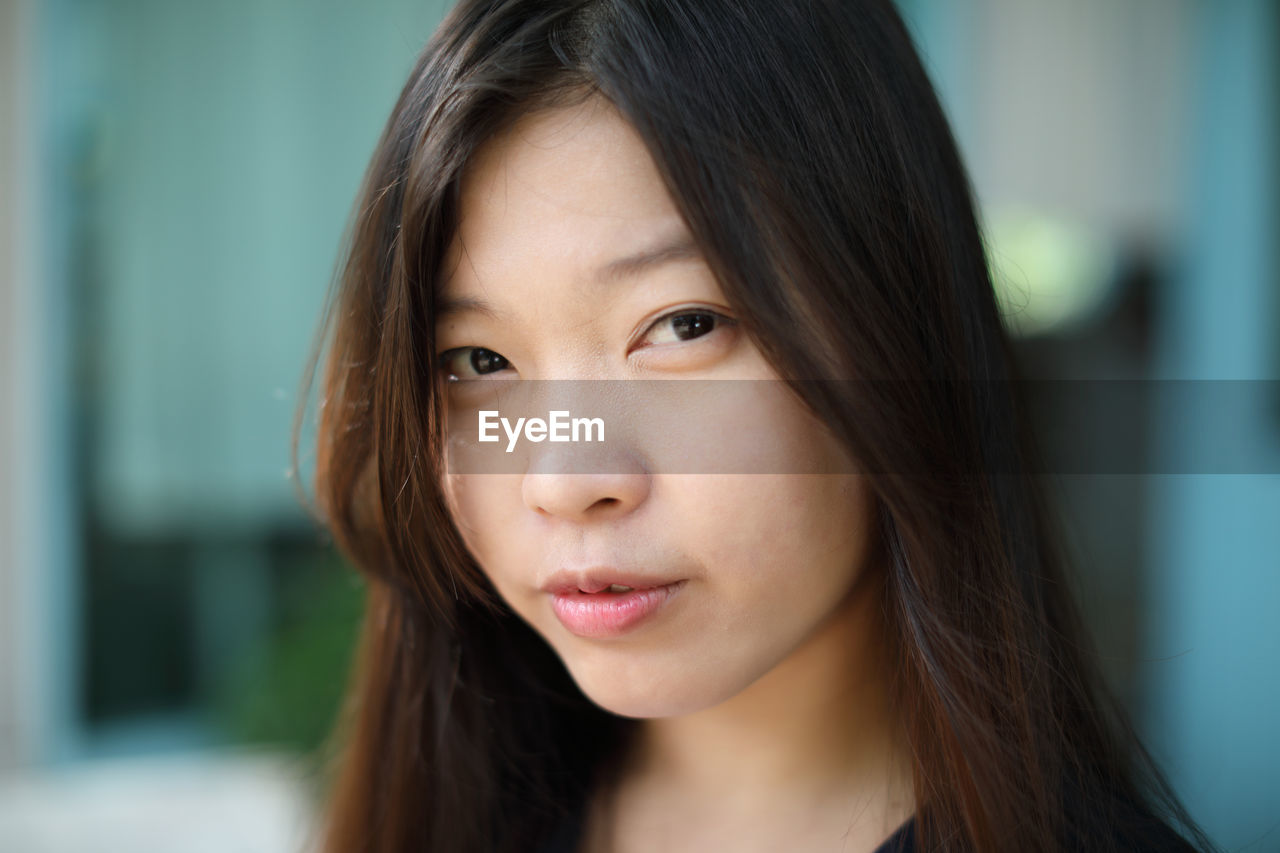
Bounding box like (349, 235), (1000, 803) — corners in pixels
(541, 568), (686, 595)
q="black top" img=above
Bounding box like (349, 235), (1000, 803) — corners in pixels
(533, 770), (1202, 853)
(537, 804), (916, 853)
(537, 802), (1199, 852)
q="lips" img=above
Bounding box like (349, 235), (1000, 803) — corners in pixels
(542, 569), (686, 638)
(541, 569), (685, 596)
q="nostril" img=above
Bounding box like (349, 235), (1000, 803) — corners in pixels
(522, 469), (650, 521)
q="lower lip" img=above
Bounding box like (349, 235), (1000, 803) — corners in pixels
(550, 581), (686, 638)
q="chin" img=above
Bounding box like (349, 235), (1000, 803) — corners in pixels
(578, 685), (710, 720)
(563, 655), (744, 719)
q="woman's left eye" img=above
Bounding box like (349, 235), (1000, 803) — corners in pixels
(639, 309), (736, 348)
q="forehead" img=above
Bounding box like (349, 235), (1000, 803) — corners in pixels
(439, 94), (690, 303)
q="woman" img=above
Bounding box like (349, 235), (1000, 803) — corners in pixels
(303, 1), (1213, 850)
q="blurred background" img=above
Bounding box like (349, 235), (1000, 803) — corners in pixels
(0, 0), (1275, 850)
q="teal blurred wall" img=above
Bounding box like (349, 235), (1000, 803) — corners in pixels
(901, 1), (1280, 848)
(66, 0), (451, 534)
(1142, 1), (1280, 849)
(23, 0), (453, 762)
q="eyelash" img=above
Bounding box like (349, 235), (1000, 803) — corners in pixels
(436, 308), (737, 381)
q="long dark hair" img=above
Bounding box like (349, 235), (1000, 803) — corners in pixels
(302, 1), (1211, 850)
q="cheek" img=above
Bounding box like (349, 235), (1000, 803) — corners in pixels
(708, 394), (873, 600)
(440, 472), (525, 589)
(682, 472), (874, 607)
(668, 394), (877, 679)
(581, 472), (875, 716)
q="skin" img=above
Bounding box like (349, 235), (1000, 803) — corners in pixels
(436, 93), (914, 852)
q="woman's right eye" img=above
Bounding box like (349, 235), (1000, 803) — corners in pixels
(438, 347), (514, 381)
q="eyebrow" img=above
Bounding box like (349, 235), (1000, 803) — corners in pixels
(435, 232), (702, 321)
(598, 232), (701, 282)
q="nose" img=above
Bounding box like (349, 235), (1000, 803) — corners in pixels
(521, 447), (651, 521)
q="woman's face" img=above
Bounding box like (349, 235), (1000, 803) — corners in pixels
(437, 94), (879, 718)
